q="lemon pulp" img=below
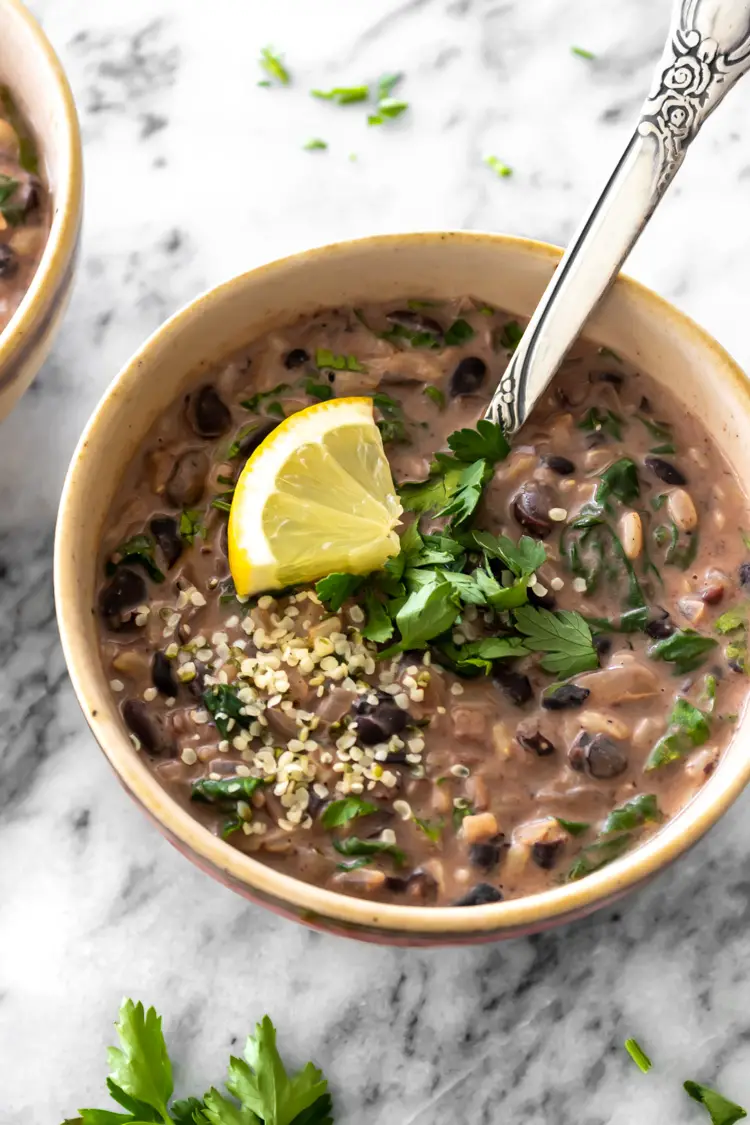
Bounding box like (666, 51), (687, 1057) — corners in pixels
(228, 397), (403, 596)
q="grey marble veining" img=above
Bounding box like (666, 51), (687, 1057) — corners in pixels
(3, 1), (750, 1121)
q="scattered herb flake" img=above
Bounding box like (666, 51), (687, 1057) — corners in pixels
(321, 796), (377, 829)
(624, 1038), (652, 1074)
(495, 319), (523, 352)
(572, 45), (596, 59)
(684, 1081), (747, 1125)
(648, 628), (718, 675)
(423, 385), (445, 409)
(259, 46), (290, 86)
(179, 509), (207, 546)
(332, 836), (406, 866)
(368, 98), (409, 126)
(484, 155), (513, 178)
(108, 533), (165, 584)
(315, 348), (367, 372)
(303, 138), (328, 151)
(444, 318), (475, 346)
(555, 817), (590, 837)
(315, 572), (365, 612)
(645, 697), (711, 770)
(312, 85), (369, 104)
(601, 794), (661, 834)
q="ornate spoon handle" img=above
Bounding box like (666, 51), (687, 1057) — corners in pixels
(486, 0), (750, 434)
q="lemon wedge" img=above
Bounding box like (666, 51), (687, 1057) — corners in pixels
(228, 397), (403, 597)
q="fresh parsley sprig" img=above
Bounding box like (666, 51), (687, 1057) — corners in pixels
(67, 998), (333, 1125)
(513, 606), (598, 678)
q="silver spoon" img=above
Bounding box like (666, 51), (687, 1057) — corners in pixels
(485, 0), (750, 434)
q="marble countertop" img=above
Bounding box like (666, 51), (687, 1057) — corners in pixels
(3, 1), (750, 1121)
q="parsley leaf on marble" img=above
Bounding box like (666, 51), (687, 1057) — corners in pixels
(684, 1081), (747, 1125)
(68, 999), (333, 1125)
(303, 138), (328, 151)
(624, 1039), (652, 1074)
(311, 85), (369, 104)
(321, 797), (377, 829)
(484, 155), (513, 178)
(571, 45), (596, 60)
(513, 606), (599, 677)
(368, 98), (409, 126)
(259, 47), (291, 86)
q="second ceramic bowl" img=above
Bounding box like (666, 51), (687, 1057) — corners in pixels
(0, 0), (83, 419)
(55, 232), (750, 945)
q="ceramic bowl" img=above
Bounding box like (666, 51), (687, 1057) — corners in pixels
(54, 232), (750, 945)
(0, 0), (83, 419)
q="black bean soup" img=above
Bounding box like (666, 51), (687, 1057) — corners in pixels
(0, 87), (49, 335)
(96, 298), (750, 907)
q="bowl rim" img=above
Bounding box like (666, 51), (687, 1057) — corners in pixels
(55, 229), (750, 937)
(0, 0), (83, 383)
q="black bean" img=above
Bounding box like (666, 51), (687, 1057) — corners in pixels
(644, 457), (686, 486)
(597, 371), (624, 387)
(517, 728), (556, 756)
(13, 174), (40, 215)
(352, 691), (408, 745)
(569, 732), (628, 779)
(542, 684), (590, 710)
(165, 450), (209, 507)
(449, 356), (487, 397)
(512, 484), (553, 538)
(235, 418), (279, 462)
(189, 385), (232, 438)
(152, 651), (178, 697)
(469, 842), (502, 871)
(542, 454), (576, 475)
(186, 661), (209, 700)
(386, 309), (443, 340)
(531, 840), (563, 870)
(149, 516), (183, 569)
(453, 883), (503, 906)
(739, 562), (750, 588)
(386, 869), (439, 903)
(122, 699), (175, 756)
(99, 568), (147, 629)
(527, 586), (557, 611)
(0, 244), (18, 279)
(593, 634), (612, 656)
(586, 430), (608, 449)
(644, 608), (674, 640)
(284, 348), (310, 369)
(493, 668), (532, 706)
(517, 729), (557, 756)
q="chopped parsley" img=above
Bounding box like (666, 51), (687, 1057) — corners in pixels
(443, 318), (475, 346)
(368, 98), (409, 126)
(645, 697), (711, 770)
(423, 385), (445, 409)
(601, 794), (661, 833)
(241, 382), (291, 413)
(648, 628), (718, 675)
(571, 45), (596, 59)
(312, 84), (369, 104)
(303, 377), (334, 401)
(624, 1038), (652, 1074)
(321, 796), (377, 829)
(494, 319), (523, 352)
(555, 817), (590, 837)
(179, 509), (206, 546)
(484, 155), (513, 178)
(66, 997), (333, 1125)
(259, 45), (291, 86)
(0, 173), (23, 225)
(513, 606), (599, 678)
(578, 406), (623, 441)
(303, 137), (328, 151)
(191, 776), (263, 804)
(333, 836), (406, 867)
(315, 572), (364, 612)
(107, 533), (165, 583)
(684, 1081), (747, 1125)
(315, 348), (367, 372)
(203, 683), (251, 739)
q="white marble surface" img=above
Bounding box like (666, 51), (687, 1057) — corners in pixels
(3, 1), (750, 1121)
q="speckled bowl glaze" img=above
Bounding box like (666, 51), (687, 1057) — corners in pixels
(54, 232), (750, 945)
(0, 0), (83, 419)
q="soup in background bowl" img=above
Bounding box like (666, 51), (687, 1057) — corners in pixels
(55, 232), (750, 945)
(0, 0), (82, 419)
